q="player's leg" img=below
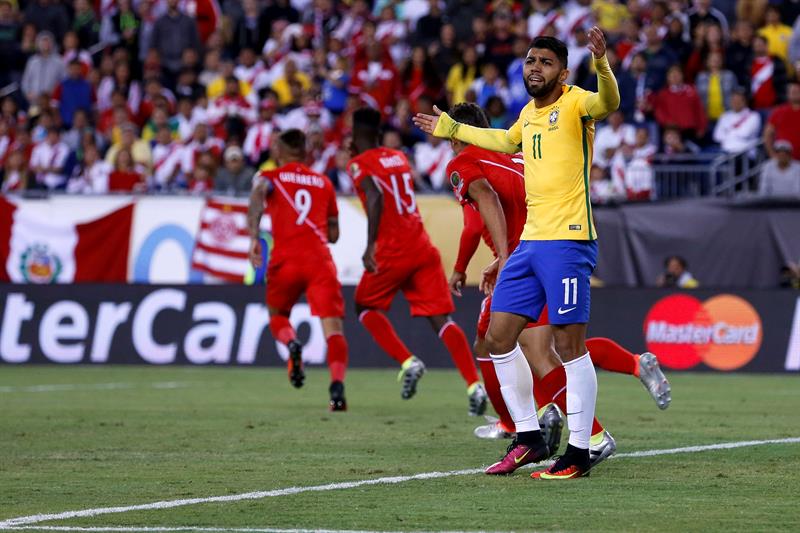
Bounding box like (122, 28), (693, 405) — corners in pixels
(355, 265), (414, 366)
(404, 247), (483, 411)
(427, 313), (486, 416)
(321, 317), (348, 411)
(483, 242), (551, 474)
(531, 240), (599, 480)
(307, 260), (349, 411)
(266, 264), (305, 388)
(474, 297), (515, 437)
(587, 337), (671, 409)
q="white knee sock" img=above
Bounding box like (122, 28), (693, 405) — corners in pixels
(564, 352), (597, 449)
(491, 344), (539, 432)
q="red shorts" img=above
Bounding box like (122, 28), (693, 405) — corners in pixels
(266, 254), (344, 318)
(476, 298), (550, 339)
(355, 245), (454, 317)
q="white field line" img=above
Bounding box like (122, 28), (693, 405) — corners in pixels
(0, 437), (798, 530)
(0, 382), (193, 393)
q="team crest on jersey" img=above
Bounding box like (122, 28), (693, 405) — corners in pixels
(349, 162), (361, 178)
(450, 171), (461, 188)
(549, 109), (559, 126)
(19, 244), (62, 283)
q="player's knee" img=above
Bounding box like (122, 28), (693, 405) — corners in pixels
(484, 330), (515, 356)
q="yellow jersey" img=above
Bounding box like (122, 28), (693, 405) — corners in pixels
(433, 55), (620, 242)
(507, 85), (598, 241)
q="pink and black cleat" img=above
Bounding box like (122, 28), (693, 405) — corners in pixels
(484, 439), (550, 475)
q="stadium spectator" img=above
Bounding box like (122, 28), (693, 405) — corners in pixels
(62, 31), (93, 78)
(791, 15), (800, 72)
(149, 0), (201, 86)
(67, 142), (113, 193)
(664, 17), (694, 66)
(24, 0), (69, 43)
(592, 0), (628, 40)
(109, 146), (145, 191)
(414, 0), (443, 47)
(726, 20), (755, 88)
(400, 46), (443, 111)
(215, 145), (254, 194)
(687, 0), (729, 38)
(764, 81), (800, 161)
(103, 0), (142, 67)
(350, 41), (398, 116)
(685, 22), (726, 84)
(610, 141), (655, 202)
(470, 62), (510, 109)
(757, 6), (793, 68)
(758, 140), (800, 198)
(72, 0), (100, 49)
(21, 31), (65, 105)
(413, 133), (453, 190)
(105, 122), (152, 175)
(627, 22), (679, 91)
(2, 148), (32, 192)
(53, 60), (94, 130)
(445, 46), (478, 106)
(662, 126), (700, 156)
(230, 0), (266, 59)
(243, 97), (277, 165)
(594, 110), (635, 170)
(62, 109), (104, 152)
(652, 65), (708, 142)
(696, 51), (738, 123)
(712, 89), (762, 154)
(30, 125), (69, 189)
(657, 255), (700, 288)
(151, 123), (182, 188)
(589, 163), (621, 204)
(750, 34), (787, 110)
(327, 146), (354, 194)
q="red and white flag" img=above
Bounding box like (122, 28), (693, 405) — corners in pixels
(0, 197), (134, 283)
(191, 198), (253, 282)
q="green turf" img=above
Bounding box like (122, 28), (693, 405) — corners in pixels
(1, 367), (799, 532)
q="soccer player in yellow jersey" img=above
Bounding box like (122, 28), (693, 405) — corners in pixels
(414, 28), (619, 480)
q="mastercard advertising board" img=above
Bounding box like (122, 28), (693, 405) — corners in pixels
(643, 294), (763, 371)
(590, 289), (800, 373)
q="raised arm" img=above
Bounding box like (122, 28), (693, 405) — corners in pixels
(582, 27), (621, 121)
(413, 107), (521, 154)
(360, 175), (383, 273)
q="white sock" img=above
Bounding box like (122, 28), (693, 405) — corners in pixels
(564, 352), (597, 449)
(490, 344), (539, 432)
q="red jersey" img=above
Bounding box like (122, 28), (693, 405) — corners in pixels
(447, 145), (527, 257)
(258, 162), (338, 260)
(349, 147), (432, 258)
(768, 104), (800, 160)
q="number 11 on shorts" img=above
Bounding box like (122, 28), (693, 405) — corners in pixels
(561, 277), (578, 308)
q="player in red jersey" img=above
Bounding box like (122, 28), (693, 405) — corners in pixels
(248, 129), (349, 411)
(445, 103), (671, 473)
(348, 107), (488, 415)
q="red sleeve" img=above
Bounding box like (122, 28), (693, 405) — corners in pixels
(348, 155), (369, 189)
(454, 204), (484, 274)
(447, 153), (485, 204)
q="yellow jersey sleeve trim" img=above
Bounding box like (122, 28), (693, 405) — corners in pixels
(433, 112), (520, 154)
(581, 55), (620, 121)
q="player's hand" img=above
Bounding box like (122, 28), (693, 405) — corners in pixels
(479, 258), (500, 296)
(362, 245), (378, 273)
(449, 271), (467, 297)
(587, 26), (607, 59)
(248, 238), (262, 269)
(412, 105), (443, 135)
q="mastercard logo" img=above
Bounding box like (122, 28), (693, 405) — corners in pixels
(643, 294), (763, 371)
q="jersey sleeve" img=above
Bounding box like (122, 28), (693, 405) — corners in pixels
(577, 55), (620, 121)
(433, 112), (520, 154)
(447, 154), (485, 205)
(347, 156), (368, 189)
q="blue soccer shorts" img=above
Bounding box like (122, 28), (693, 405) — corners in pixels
(490, 240), (598, 325)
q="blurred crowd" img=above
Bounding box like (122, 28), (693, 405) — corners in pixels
(0, 0), (799, 199)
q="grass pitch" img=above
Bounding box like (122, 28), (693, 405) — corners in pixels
(1, 366), (799, 532)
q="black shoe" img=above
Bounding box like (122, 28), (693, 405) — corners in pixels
(329, 381), (347, 411)
(287, 340), (304, 388)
